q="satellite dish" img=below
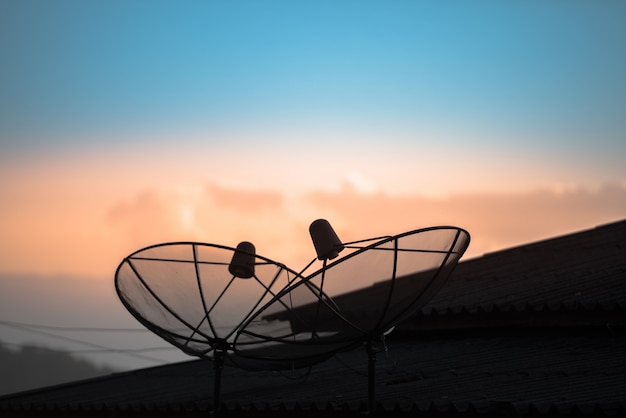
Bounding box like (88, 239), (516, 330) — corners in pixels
(115, 221), (470, 413)
(115, 241), (312, 365)
(115, 240), (320, 413)
(233, 225), (469, 362)
(233, 224), (470, 412)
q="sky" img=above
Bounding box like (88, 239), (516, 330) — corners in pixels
(1, 1), (626, 372)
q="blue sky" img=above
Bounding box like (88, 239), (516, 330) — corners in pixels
(2, 1), (625, 158)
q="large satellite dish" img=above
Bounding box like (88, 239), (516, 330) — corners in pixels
(234, 224), (469, 363)
(115, 220), (470, 413)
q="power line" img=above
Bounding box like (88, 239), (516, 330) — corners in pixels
(0, 320), (150, 332)
(0, 340), (176, 355)
(64, 347), (177, 354)
(0, 321), (173, 364)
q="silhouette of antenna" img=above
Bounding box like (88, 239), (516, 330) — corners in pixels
(234, 220), (470, 412)
(115, 220), (470, 414)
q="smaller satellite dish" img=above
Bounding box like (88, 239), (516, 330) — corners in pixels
(114, 241), (304, 363)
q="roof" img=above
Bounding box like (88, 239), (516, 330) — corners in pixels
(425, 218), (626, 313)
(3, 328), (625, 416)
(402, 218), (626, 331)
(2, 219), (626, 416)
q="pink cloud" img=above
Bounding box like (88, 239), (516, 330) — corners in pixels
(106, 180), (626, 270)
(205, 183), (283, 213)
(5, 172), (625, 279)
(304, 182), (626, 259)
(105, 183), (303, 268)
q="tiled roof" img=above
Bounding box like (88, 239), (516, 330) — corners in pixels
(2, 219), (626, 416)
(406, 219), (626, 327)
(2, 329), (625, 416)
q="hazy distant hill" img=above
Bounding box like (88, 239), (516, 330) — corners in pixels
(0, 342), (118, 396)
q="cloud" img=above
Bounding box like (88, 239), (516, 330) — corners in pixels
(106, 179), (626, 270)
(343, 171), (380, 195)
(4, 165), (625, 279)
(107, 189), (182, 243)
(304, 182), (626, 259)
(105, 182), (308, 268)
(205, 183), (283, 213)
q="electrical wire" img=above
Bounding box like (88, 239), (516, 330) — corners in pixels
(0, 320), (175, 363)
(0, 340), (176, 355)
(0, 319), (150, 332)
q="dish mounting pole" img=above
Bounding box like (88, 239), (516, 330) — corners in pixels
(212, 341), (226, 416)
(366, 339), (377, 415)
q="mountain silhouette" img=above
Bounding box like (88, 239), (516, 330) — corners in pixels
(0, 341), (117, 396)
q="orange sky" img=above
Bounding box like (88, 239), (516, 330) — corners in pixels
(2, 133), (626, 281)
